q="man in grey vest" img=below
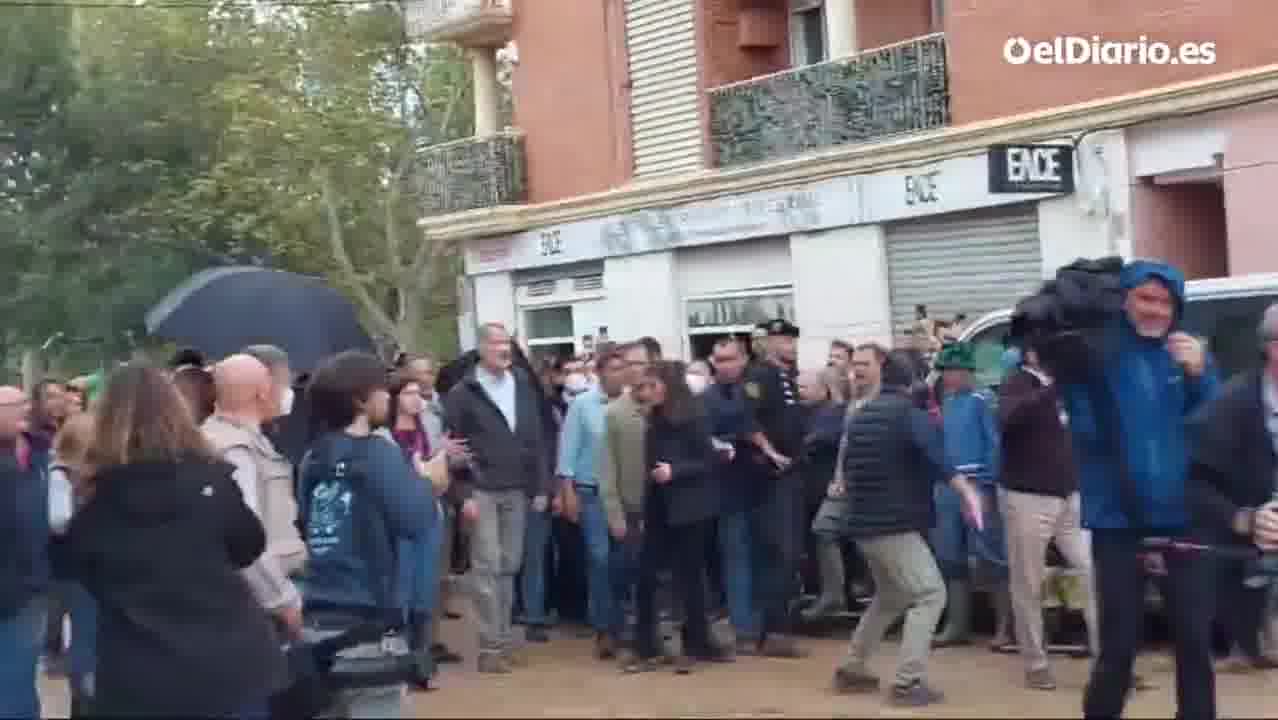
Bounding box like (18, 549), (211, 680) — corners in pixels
(204, 353), (307, 639)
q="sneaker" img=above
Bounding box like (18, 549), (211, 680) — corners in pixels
(525, 626), (550, 643)
(758, 634), (808, 659)
(672, 655), (695, 675)
(620, 652), (658, 674)
(1025, 667), (1057, 691)
(832, 664), (880, 694)
(476, 654), (512, 674)
(735, 639), (759, 657)
(889, 680), (945, 707)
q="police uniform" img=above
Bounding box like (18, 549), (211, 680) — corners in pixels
(741, 319), (807, 653)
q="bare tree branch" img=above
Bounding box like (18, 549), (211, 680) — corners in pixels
(319, 170), (397, 337)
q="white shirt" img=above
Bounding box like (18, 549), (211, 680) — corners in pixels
(49, 466), (74, 535)
(477, 366), (517, 432)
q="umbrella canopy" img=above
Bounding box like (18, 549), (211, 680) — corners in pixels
(145, 266), (375, 373)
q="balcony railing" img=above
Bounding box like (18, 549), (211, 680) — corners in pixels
(707, 34), (950, 169)
(415, 131), (526, 215)
(404, 0), (512, 46)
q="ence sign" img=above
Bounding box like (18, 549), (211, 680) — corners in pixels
(988, 144), (1075, 194)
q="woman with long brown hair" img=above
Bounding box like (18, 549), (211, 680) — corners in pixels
(626, 360), (731, 673)
(52, 362), (286, 717)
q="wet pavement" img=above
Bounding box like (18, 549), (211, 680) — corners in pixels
(40, 617), (1278, 718)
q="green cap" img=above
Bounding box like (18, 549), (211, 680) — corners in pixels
(934, 342), (976, 371)
(83, 372), (104, 406)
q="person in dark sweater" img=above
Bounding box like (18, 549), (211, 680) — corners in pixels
(443, 323), (553, 673)
(997, 344), (1099, 691)
(0, 385), (46, 719)
(626, 360), (731, 674)
(51, 364), (287, 717)
(1188, 303), (1278, 672)
(821, 351), (983, 708)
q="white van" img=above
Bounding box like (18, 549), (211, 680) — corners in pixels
(957, 272), (1278, 390)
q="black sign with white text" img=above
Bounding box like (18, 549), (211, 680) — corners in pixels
(988, 144), (1075, 194)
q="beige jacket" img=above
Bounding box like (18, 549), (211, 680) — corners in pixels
(202, 414), (306, 611)
(599, 392), (647, 520)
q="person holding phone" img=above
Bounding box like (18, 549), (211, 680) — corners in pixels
(624, 361), (731, 674)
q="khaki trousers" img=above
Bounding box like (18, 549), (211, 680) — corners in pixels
(1000, 488), (1099, 671)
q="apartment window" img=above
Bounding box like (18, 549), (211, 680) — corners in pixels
(790, 0), (827, 67)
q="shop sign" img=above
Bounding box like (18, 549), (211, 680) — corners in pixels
(467, 146), (1073, 275)
(988, 144), (1075, 194)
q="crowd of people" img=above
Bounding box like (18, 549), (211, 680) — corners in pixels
(3, 258), (1278, 718)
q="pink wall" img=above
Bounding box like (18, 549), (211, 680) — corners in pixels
(1129, 181), (1227, 280)
(1224, 103), (1278, 273)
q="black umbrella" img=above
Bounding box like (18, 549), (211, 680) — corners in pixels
(145, 266), (375, 373)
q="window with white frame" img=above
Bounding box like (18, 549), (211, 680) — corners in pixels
(789, 0), (827, 67)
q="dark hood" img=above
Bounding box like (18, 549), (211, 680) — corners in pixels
(1119, 259), (1186, 338)
(90, 459), (236, 527)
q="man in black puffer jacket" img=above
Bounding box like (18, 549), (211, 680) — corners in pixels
(821, 352), (983, 708)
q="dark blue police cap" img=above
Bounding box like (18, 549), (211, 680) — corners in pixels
(759, 318), (800, 338)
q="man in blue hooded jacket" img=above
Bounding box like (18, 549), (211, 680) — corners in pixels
(1057, 260), (1219, 720)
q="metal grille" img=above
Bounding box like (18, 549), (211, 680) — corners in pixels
(415, 131), (527, 215)
(886, 206), (1042, 336)
(572, 274), (604, 292)
(708, 34), (950, 168)
(524, 279), (556, 298)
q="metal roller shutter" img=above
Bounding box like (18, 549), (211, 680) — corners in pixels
(885, 205), (1043, 336)
(623, 0), (702, 177)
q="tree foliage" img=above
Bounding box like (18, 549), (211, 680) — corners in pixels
(0, 2), (480, 376)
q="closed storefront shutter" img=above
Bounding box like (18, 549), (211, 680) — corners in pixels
(623, 0), (702, 177)
(885, 205), (1043, 336)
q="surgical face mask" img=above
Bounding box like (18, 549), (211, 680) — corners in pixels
(686, 373), (709, 395)
(563, 373), (589, 397)
(279, 386), (295, 416)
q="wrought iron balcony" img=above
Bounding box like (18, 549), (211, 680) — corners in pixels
(404, 0), (512, 46)
(708, 34), (950, 169)
(415, 131), (526, 215)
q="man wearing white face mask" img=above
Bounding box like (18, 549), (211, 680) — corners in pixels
(204, 350), (307, 641)
(687, 360), (712, 395)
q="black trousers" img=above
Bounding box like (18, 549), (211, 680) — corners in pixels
(1084, 531), (1216, 720)
(1216, 558), (1269, 660)
(749, 479), (802, 638)
(635, 511), (714, 659)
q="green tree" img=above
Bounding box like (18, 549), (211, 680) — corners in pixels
(157, 4), (475, 355)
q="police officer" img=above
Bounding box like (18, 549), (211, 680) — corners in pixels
(743, 318), (808, 658)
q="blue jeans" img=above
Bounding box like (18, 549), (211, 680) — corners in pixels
(609, 512), (643, 638)
(520, 506), (553, 626)
(0, 599), (46, 718)
(67, 582), (98, 702)
(931, 483), (1008, 582)
(577, 487), (617, 634)
(397, 500), (445, 614)
(718, 509), (761, 640)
